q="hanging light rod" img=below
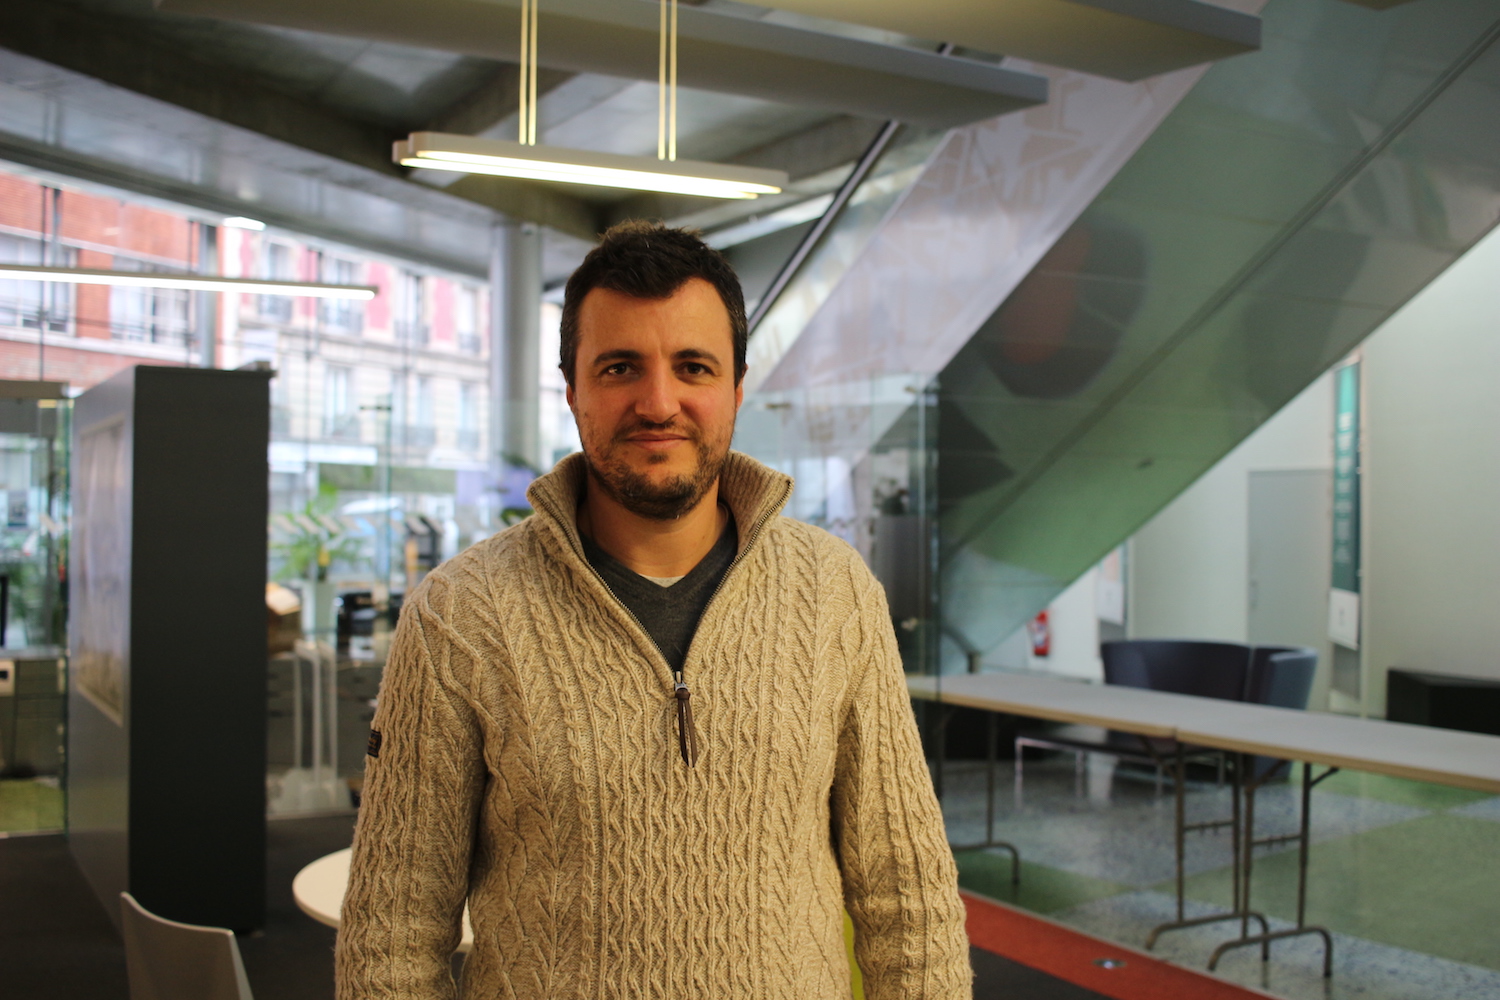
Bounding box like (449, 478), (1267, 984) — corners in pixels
(0, 265), (377, 300)
(396, 133), (786, 200)
(399, 0), (781, 199)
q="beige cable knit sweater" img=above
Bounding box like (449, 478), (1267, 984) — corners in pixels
(335, 451), (971, 999)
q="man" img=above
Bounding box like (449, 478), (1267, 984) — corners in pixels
(336, 222), (970, 999)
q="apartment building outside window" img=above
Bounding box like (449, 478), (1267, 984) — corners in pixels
(410, 375), (436, 448)
(400, 271), (428, 347)
(260, 242), (295, 324)
(109, 253), (193, 347)
(0, 234), (74, 336)
(457, 381), (480, 453)
(319, 256), (364, 334)
(457, 286), (481, 355)
(323, 365), (358, 442)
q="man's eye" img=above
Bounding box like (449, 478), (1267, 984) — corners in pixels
(682, 363), (710, 376)
(602, 363), (631, 376)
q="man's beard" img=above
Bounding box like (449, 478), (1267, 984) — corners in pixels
(582, 419), (731, 520)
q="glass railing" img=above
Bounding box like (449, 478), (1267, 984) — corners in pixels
(735, 0), (1500, 678)
(934, 0), (1500, 668)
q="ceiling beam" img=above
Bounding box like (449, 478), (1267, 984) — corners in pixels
(0, 0), (601, 239)
(1, 0), (397, 176)
(154, 0), (1049, 129)
(423, 61), (576, 137)
(742, 0), (1261, 82)
(0, 129), (492, 278)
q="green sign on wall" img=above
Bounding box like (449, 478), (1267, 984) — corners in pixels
(1329, 362), (1360, 648)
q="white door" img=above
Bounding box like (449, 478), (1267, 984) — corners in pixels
(1248, 469), (1334, 711)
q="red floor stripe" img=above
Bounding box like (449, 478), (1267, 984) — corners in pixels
(963, 892), (1275, 1000)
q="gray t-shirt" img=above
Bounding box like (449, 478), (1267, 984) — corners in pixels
(580, 513), (738, 674)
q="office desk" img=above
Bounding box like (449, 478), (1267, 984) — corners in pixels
(292, 847), (475, 953)
(909, 670), (1500, 973)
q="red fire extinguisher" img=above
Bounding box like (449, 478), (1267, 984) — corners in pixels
(1028, 610), (1052, 658)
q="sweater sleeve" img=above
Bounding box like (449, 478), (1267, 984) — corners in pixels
(335, 574), (488, 1000)
(832, 570), (972, 1000)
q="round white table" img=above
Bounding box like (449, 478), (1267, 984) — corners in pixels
(293, 848), (475, 952)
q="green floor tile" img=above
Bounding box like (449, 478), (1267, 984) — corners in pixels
(955, 848), (1131, 915)
(0, 778), (65, 834)
(1296, 767), (1494, 812)
(1162, 814), (1500, 970)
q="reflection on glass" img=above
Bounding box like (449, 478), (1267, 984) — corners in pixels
(0, 392), (69, 835)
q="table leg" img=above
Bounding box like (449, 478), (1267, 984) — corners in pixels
(1146, 747), (1269, 950)
(949, 709), (1021, 885)
(1208, 761), (1337, 976)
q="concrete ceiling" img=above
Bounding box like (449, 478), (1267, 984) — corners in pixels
(742, 0), (1262, 81)
(153, 0), (1051, 130)
(0, 0), (1267, 286)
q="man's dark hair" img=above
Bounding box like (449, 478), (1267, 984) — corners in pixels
(560, 221), (747, 385)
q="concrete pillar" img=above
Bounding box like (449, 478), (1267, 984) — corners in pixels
(489, 220), (543, 478)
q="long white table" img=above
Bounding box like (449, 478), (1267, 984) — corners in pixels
(909, 670), (1500, 974)
(910, 671), (1500, 793)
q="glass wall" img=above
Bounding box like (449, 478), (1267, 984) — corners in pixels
(0, 161), (523, 822)
(0, 389), (68, 834)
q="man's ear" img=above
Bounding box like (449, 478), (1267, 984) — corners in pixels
(734, 368), (746, 411)
(565, 380), (577, 415)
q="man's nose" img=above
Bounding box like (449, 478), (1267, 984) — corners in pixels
(634, 366), (680, 423)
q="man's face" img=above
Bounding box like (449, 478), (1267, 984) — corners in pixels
(566, 277), (743, 520)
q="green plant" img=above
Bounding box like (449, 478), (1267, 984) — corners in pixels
(270, 484), (366, 582)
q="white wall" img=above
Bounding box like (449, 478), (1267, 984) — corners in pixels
(1361, 225), (1500, 712)
(1127, 373), (1334, 643)
(1127, 220), (1500, 717)
(986, 568), (1105, 680)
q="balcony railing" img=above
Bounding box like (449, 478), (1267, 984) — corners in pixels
(398, 424), (437, 449)
(323, 413), (362, 442)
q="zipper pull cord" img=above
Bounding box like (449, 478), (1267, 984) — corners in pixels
(674, 673), (699, 767)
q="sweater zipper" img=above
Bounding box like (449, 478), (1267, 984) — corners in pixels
(533, 478), (792, 769)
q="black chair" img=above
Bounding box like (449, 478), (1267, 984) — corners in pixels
(1014, 640), (1251, 796)
(1242, 645), (1318, 781)
(1246, 645), (1318, 708)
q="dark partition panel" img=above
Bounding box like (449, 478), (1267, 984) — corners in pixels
(69, 366), (270, 932)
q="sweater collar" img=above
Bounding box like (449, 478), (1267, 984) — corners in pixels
(526, 449), (794, 563)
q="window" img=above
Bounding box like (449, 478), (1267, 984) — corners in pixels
(457, 286), (481, 355)
(319, 257), (364, 334)
(108, 254), (191, 346)
(323, 366), (358, 441)
(260, 243), (295, 324)
(457, 382), (481, 452)
(410, 375), (435, 447)
(400, 272), (428, 346)
(388, 371), (408, 445)
(0, 235), (74, 335)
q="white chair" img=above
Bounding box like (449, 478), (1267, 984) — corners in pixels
(120, 892), (254, 1000)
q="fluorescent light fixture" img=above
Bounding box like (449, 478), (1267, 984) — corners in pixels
(396, 132), (787, 200)
(0, 265), (376, 300)
(222, 216), (267, 231)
